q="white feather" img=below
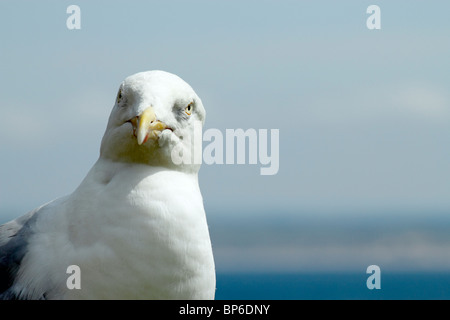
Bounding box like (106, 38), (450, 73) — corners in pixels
(1, 71), (215, 299)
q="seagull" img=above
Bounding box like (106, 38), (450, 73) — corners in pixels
(0, 70), (216, 299)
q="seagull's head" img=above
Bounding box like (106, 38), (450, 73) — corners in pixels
(100, 70), (206, 172)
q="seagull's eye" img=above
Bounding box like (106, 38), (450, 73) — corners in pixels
(116, 88), (123, 104)
(185, 102), (193, 116)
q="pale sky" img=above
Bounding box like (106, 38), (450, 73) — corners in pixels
(1, 1), (449, 224)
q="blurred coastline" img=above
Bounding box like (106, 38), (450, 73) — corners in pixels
(209, 209), (450, 299)
(208, 209), (450, 273)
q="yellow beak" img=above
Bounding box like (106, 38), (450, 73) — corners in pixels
(135, 107), (168, 145)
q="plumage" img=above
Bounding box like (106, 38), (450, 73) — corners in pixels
(0, 70), (215, 299)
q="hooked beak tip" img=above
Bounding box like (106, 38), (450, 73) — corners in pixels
(132, 106), (168, 145)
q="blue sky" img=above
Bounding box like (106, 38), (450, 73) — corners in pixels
(1, 1), (449, 216)
(1, 1), (449, 272)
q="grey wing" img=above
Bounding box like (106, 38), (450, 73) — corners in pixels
(0, 210), (39, 300)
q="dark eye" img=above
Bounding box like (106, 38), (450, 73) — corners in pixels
(185, 102), (193, 116)
(184, 102), (193, 116)
(116, 87), (123, 104)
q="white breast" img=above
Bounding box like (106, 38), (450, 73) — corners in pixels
(19, 160), (215, 299)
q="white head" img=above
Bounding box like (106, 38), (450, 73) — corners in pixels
(100, 70), (206, 173)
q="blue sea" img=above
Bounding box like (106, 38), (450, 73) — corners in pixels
(215, 273), (450, 300)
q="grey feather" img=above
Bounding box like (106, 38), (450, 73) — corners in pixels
(0, 210), (39, 299)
